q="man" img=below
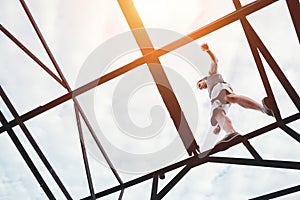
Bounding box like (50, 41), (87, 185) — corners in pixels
(197, 43), (274, 143)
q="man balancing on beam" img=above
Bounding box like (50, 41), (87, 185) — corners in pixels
(197, 43), (274, 147)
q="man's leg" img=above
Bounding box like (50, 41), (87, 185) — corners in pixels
(225, 94), (262, 111)
(214, 110), (236, 134)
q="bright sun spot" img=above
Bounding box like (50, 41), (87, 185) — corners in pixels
(133, 0), (202, 32)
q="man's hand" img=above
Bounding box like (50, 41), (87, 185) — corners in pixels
(201, 43), (209, 51)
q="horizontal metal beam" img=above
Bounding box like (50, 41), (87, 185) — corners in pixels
(0, 0), (278, 134)
(208, 157), (300, 170)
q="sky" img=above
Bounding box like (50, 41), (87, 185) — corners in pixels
(0, 0), (300, 199)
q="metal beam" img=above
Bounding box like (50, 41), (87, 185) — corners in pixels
(150, 175), (159, 200)
(18, 0), (123, 186)
(208, 157), (300, 170)
(234, 0), (300, 112)
(280, 124), (300, 143)
(286, 0), (300, 43)
(242, 140), (263, 160)
(0, 24), (65, 87)
(0, 0), (279, 134)
(0, 86), (72, 199)
(0, 112), (56, 199)
(118, 188), (124, 200)
(74, 105), (96, 200)
(19, 0), (68, 88)
(154, 165), (191, 200)
(233, 0), (281, 121)
(80, 113), (299, 199)
(117, 0), (199, 155)
(250, 185), (300, 199)
(75, 102), (123, 185)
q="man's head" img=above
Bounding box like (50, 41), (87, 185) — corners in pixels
(197, 78), (207, 90)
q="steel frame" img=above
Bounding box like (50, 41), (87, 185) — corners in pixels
(0, 0), (299, 199)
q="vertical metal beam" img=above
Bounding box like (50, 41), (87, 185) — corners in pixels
(118, 188), (124, 200)
(0, 87), (72, 199)
(150, 174), (159, 200)
(286, 0), (300, 43)
(74, 105), (96, 200)
(75, 103), (123, 185)
(117, 0), (199, 155)
(0, 112), (56, 199)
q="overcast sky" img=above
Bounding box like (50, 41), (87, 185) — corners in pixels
(0, 0), (299, 199)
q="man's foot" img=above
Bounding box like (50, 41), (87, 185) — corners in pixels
(213, 132), (242, 152)
(262, 97), (274, 117)
(216, 132), (241, 146)
(213, 125), (221, 134)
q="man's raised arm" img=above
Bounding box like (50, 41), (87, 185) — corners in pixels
(201, 43), (218, 75)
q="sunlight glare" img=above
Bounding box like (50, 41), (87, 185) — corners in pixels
(133, 0), (202, 31)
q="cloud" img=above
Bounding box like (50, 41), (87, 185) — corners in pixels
(0, 0), (299, 199)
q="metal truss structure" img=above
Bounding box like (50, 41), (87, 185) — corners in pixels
(0, 0), (299, 199)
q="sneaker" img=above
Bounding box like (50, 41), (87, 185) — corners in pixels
(262, 97), (274, 117)
(215, 132), (241, 146)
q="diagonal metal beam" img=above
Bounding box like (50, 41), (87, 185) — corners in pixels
(242, 140), (263, 160)
(250, 185), (300, 200)
(233, 0), (281, 121)
(75, 101), (123, 185)
(0, 111), (56, 199)
(255, 36), (300, 111)
(117, 0), (199, 155)
(0, 0), (279, 134)
(118, 188), (124, 200)
(0, 86), (72, 199)
(81, 113), (299, 199)
(19, 0), (68, 88)
(280, 124), (300, 143)
(234, 0), (300, 112)
(245, 113), (299, 140)
(154, 165), (192, 200)
(0, 24), (65, 87)
(18, 0), (123, 186)
(286, 0), (300, 43)
(74, 105), (96, 200)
